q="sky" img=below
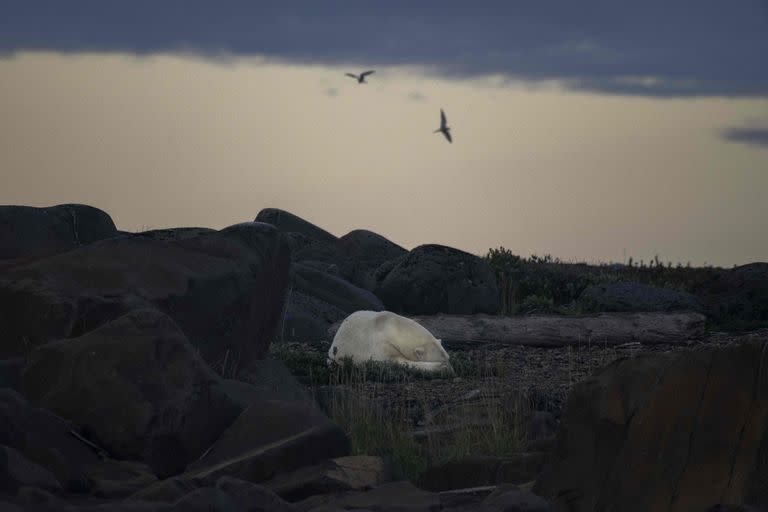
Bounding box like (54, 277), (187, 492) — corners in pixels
(1, 2), (767, 267)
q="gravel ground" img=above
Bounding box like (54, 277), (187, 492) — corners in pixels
(277, 329), (768, 432)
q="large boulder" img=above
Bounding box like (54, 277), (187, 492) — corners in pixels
(376, 244), (500, 315)
(578, 281), (703, 313)
(187, 399), (351, 485)
(0, 445), (62, 493)
(21, 309), (247, 469)
(281, 263), (384, 343)
(0, 389), (100, 492)
(0, 204), (117, 261)
(255, 208), (337, 246)
(290, 263), (384, 316)
(335, 229), (408, 291)
(0, 221), (290, 370)
(279, 290), (347, 343)
(534, 340), (768, 511)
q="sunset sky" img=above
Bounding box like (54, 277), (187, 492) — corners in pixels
(1, 2), (767, 267)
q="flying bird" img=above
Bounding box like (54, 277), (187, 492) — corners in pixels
(345, 70), (375, 83)
(434, 109), (452, 143)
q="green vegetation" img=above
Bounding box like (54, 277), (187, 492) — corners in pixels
(484, 246), (726, 316)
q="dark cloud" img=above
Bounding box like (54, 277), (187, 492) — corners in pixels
(2, 1), (767, 97)
(722, 122), (768, 148)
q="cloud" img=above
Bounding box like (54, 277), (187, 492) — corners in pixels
(722, 121), (768, 148)
(325, 87), (339, 97)
(407, 92), (427, 102)
(2, 1), (767, 97)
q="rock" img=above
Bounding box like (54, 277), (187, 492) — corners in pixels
(281, 290), (347, 343)
(417, 457), (504, 492)
(15, 486), (74, 509)
(165, 479), (299, 512)
(128, 227), (216, 241)
(481, 487), (554, 512)
(187, 399), (350, 485)
(85, 459), (159, 498)
(0, 221), (290, 371)
(0, 389), (99, 492)
(578, 281), (703, 313)
(21, 310), (243, 468)
(0, 204), (117, 261)
(236, 358), (316, 406)
(255, 208), (338, 246)
(533, 339), (768, 511)
(328, 311), (706, 348)
(128, 475), (198, 503)
(326, 480), (442, 511)
(527, 411), (558, 442)
(495, 453), (547, 486)
(416, 454), (546, 493)
(376, 244), (500, 315)
(0, 358), (24, 391)
(0, 445), (62, 493)
(215, 476), (299, 511)
(262, 455), (391, 502)
(291, 263), (384, 316)
(283, 263), (385, 343)
(336, 229), (407, 291)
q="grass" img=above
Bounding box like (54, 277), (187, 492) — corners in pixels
(269, 342), (531, 481)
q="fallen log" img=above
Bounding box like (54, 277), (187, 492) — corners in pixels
(328, 311), (706, 348)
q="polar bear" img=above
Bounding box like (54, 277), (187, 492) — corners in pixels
(328, 310), (453, 374)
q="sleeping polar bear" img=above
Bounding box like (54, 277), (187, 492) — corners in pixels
(328, 310), (453, 374)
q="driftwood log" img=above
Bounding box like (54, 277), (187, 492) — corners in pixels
(327, 311), (706, 348)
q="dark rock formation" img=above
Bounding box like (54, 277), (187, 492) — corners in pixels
(0, 389), (99, 492)
(21, 310), (245, 469)
(187, 399), (350, 485)
(335, 229), (407, 291)
(0, 221), (290, 370)
(534, 340), (768, 511)
(0, 204), (117, 261)
(255, 208), (337, 246)
(377, 244), (500, 315)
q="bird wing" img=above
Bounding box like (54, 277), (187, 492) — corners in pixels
(443, 130), (452, 143)
(361, 70), (375, 77)
(440, 109), (447, 128)
(345, 73), (358, 79)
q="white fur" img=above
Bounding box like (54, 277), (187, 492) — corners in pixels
(328, 310), (452, 373)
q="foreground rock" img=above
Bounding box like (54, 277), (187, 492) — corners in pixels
(260, 455), (391, 502)
(21, 309), (245, 469)
(0, 221), (290, 369)
(377, 244), (500, 315)
(329, 311), (706, 347)
(0, 445), (62, 493)
(534, 338), (768, 511)
(0, 389), (99, 492)
(0, 204), (117, 261)
(187, 399), (350, 485)
(416, 454), (546, 492)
